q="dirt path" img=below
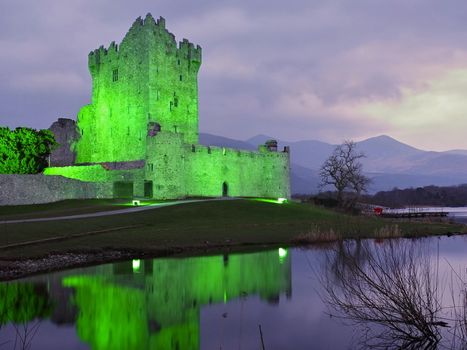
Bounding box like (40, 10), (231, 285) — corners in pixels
(1, 198), (228, 224)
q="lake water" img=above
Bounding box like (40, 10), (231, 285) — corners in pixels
(1, 235), (467, 349)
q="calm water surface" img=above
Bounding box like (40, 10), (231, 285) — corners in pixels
(1, 235), (467, 349)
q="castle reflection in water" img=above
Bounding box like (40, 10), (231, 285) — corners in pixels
(0, 249), (291, 350)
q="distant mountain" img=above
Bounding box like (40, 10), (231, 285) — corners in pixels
(367, 173), (467, 193)
(199, 133), (256, 151)
(290, 163), (320, 194)
(445, 149), (467, 156)
(247, 134), (467, 177)
(357, 135), (422, 158)
(356, 135), (427, 174)
(200, 132), (467, 194)
(355, 136), (467, 176)
(245, 134), (274, 146)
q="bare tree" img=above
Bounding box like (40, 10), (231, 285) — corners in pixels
(319, 140), (370, 208)
(12, 321), (42, 350)
(320, 240), (446, 349)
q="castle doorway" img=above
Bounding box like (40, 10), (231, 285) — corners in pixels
(222, 182), (228, 197)
(144, 180), (153, 198)
(113, 181), (134, 199)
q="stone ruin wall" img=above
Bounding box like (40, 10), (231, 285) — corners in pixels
(48, 118), (79, 166)
(0, 174), (113, 206)
(44, 165), (146, 197)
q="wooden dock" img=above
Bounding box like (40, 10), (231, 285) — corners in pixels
(381, 211), (448, 219)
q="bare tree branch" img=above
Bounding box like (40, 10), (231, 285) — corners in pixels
(319, 140), (370, 208)
(319, 240), (444, 349)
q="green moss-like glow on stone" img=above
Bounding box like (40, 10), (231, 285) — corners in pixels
(62, 249), (291, 350)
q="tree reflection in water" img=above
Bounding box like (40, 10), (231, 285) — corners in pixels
(320, 239), (459, 350)
(0, 283), (52, 350)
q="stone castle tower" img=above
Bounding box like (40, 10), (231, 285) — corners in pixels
(46, 13), (291, 200)
(76, 14), (201, 163)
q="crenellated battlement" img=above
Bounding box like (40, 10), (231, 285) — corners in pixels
(178, 39), (202, 64)
(88, 13), (201, 70)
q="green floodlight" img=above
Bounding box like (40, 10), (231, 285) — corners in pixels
(252, 197), (288, 204)
(132, 199), (140, 206)
(278, 247), (288, 264)
(132, 259), (141, 272)
(278, 247), (288, 258)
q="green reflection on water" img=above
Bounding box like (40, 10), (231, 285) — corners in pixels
(66, 250), (290, 349)
(1, 249), (291, 350)
(0, 283), (52, 324)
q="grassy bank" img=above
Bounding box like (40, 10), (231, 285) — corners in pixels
(0, 199), (464, 260)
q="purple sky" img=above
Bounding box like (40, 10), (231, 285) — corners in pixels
(2, 0), (467, 151)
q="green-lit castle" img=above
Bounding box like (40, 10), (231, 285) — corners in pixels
(46, 14), (290, 200)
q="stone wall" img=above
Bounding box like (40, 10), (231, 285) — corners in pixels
(146, 131), (186, 198)
(146, 131), (291, 199)
(41, 131), (290, 201)
(49, 118), (79, 166)
(0, 174), (113, 206)
(45, 164), (144, 183)
(185, 144), (290, 199)
(44, 164), (145, 197)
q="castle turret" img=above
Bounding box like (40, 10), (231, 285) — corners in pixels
(75, 13), (202, 163)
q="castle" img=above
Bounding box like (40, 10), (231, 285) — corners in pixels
(45, 13), (290, 200)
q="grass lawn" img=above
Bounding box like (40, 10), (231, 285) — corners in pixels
(0, 198), (166, 220)
(0, 199), (464, 259)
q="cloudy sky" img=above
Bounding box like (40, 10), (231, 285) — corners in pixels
(2, 0), (467, 151)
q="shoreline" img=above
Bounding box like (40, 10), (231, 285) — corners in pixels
(0, 243), (285, 282)
(1, 231), (463, 282)
(1, 199), (465, 281)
